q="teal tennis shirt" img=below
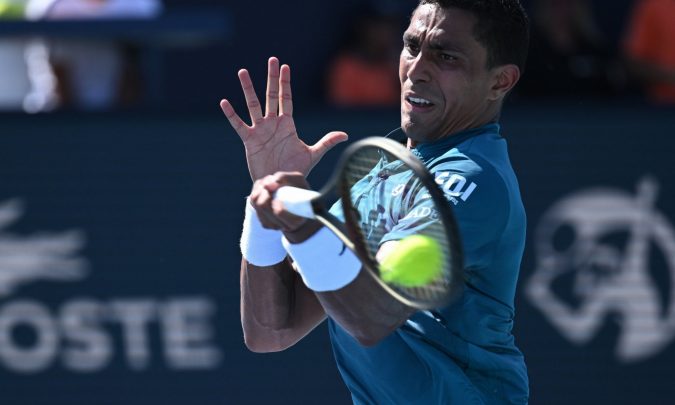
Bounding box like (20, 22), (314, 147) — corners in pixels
(327, 123), (528, 404)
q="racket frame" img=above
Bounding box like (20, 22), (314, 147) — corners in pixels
(294, 137), (465, 309)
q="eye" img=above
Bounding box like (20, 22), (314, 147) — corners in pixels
(440, 53), (457, 62)
(404, 41), (420, 55)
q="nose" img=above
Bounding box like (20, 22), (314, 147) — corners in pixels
(406, 51), (431, 83)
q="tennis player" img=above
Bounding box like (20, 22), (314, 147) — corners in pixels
(221, 1), (530, 403)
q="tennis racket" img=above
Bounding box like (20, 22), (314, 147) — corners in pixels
(275, 137), (463, 310)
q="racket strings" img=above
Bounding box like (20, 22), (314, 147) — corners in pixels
(341, 147), (456, 307)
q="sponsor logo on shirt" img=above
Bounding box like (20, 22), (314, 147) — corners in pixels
(435, 172), (478, 205)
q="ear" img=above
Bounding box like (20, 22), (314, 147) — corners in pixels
(487, 64), (520, 101)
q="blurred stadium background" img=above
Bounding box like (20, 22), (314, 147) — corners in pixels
(0, 0), (673, 404)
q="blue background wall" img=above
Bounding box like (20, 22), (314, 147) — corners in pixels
(0, 103), (673, 404)
(1, 0), (674, 403)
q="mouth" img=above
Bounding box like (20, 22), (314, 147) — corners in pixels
(405, 95), (434, 110)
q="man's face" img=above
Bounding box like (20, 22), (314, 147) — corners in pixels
(399, 4), (497, 143)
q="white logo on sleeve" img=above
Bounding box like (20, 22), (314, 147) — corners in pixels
(392, 184), (406, 197)
(435, 172), (478, 204)
(407, 206), (439, 220)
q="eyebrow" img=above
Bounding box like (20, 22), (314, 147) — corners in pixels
(430, 36), (466, 52)
(403, 31), (465, 53)
(402, 32), (420, 43)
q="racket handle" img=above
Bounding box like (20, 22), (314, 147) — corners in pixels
(274, 186), (321, 219)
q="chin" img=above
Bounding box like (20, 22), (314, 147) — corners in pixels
(401, 121), (434, 144)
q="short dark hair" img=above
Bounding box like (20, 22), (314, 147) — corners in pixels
(418, 0), (530, 72)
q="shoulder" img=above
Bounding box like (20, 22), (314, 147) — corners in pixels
(428, 140), (507, 209)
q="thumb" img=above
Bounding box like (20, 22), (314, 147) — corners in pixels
(310, 131), (348, 161)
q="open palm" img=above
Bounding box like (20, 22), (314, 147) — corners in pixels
(220, 57), (348, 181)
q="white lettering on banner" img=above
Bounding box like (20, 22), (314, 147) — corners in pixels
(435, 172), (477, 203)
(0, 298), (221, 373)
(60, 300), (112, 372)
(110, 300), (156, 370)
(526, 177), (675, 363)
(0, 199), (222, 374)
(0, 301), (58, 373)
(161, 299), (221, 369)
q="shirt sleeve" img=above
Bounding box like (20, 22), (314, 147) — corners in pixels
(380, 156), (508, 276)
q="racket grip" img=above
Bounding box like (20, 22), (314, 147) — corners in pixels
(274, 186), (321, 219)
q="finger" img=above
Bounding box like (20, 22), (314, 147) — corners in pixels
(262, 171), (309, 194)
(257, 204), (285, 230)
(279, 64), (293, 116)
(256, 203), (284, 230)
(220, 99), (249, 139)
(256, 198), (284, 229)
(271, 199), (307, 231)
(261, 174), (283, 194)
(249, 178), (266, 202)
(238, 69), (264, 124)
(261, 171), (299, 191)
(250, 182), (283, 230)
(265, 57), (280, 117)
(310, 131), (349, 161)
(252, 175), (279, 201)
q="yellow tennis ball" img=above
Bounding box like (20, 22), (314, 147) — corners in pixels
(379, 234), (443, 287)
(0, 1), (25, 18)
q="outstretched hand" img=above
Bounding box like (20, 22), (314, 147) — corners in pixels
(220, 57), (348, 181)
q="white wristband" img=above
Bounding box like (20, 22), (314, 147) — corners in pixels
(282, 227), (361, 292)
(240, 199), (287, 266)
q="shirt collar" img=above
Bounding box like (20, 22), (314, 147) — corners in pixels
(411, 123), (501, 161)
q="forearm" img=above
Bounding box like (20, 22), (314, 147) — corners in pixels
(316, 270), (415, 346)
(244, 174), (416, 347)
(241, 257), (296, 330)
(284, 228), (415, 347)
(240, 258), (326, 352)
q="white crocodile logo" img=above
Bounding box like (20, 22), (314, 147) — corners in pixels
(0, 199), (87, 298)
